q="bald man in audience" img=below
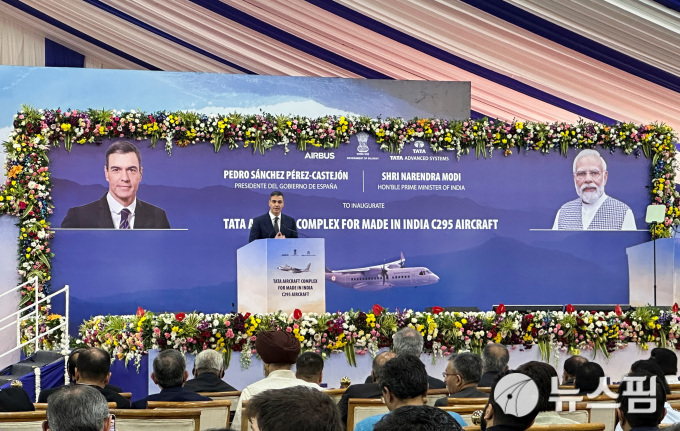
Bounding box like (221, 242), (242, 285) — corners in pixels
(231, 330), (320, 430)
(562, 355), (588, 385)
(74, 348), (130, 408)
(184, 349), (236, 393)
(478, 344), (509, 387)
(339, 351), (397, 426)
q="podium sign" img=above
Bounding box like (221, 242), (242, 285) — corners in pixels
(237, 238), (326, 314)
(627, 238), (680, 306)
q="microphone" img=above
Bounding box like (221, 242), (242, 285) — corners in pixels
(281, 221), (309, 238)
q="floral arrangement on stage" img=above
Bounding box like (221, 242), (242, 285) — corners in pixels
(0, 105), (678, 353)
(76, 303), (680, 370)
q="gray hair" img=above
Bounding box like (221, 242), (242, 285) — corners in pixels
(153, 349), (186, 388)
(573, 149), (607, 173)
(482, 344), (509, 374)
(452, 352), (483, 383)
(392, 327), (424, 356)
(194, 349), (224, 373)
(46, 385), (109, 431)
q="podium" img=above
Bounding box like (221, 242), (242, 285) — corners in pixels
(627, 238), (680, 306)
(237, 238), (326, 314)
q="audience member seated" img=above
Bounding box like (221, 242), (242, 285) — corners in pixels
(562, 355), (588, 385)
(617, 371), (666, 431)
(43, 385), (112, 431)
(650, 347), (680, 384)
(74, 347), (130, 408)
(435, 352), (488, 406)
(574, 361), (605, 396)
(184, 349), (237, 393)
(478, 343), (509, 387)
(338, 351), (397, 425)
(231, 330), (321, 430)
(517, 361), (578, 425)
(0, 382), (34, 412)
(245, 386), (342, 431)
(38, 347), (122, 403)
(132, 349), (211, 408)
(354, 354), (466, 431)
(295, 351), (324, 385)
(629, 360), (680, 424)
(481, 370), (540, 431)
(373, 405), (464, 431)
(362, 328), (445, 389)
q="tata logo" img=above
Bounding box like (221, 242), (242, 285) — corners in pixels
(356, 132), (370, 153)
(412, 140), (426, 154)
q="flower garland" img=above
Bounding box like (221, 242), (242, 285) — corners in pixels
(77, 304), (680, 369)
(1, 106), (678, 351)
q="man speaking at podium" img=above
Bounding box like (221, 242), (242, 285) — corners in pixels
(249, 191), (298, 242)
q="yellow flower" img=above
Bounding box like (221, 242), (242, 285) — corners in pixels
(172, 326), (179, 332)
(454, 322), (462, 328)
(60, 123), (71, 131)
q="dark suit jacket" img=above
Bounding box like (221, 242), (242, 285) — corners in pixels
(478, 371), (500, 388)
(183, 372), (237, 393)
(131, 386), (211, 409)
(90, 385), (131, 409)
(338, 383), (382, 425)
(248, 213), (297, 242)
(61, 194), (170, 229)
(434, 386), (489, 406)
(38, 382), (123, 403)
(0, 387), (35, 412)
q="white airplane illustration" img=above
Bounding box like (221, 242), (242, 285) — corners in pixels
(277, 263), (311, 273)
(325, 253), (439, 291)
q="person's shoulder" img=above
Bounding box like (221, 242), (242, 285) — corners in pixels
(355, 413), (385, 430)
(604, 196), (632, 210)
(559, 198), (582, 209)
(137, 199), (167, 215)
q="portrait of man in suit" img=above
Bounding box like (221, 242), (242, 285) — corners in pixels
(61, 141), (170, 229)
(248, 191), (298, 242)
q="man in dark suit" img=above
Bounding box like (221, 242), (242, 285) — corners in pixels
(61, 141), (170, 229)
(248, 191), (297, 242)
(478, 344), (509, 387)
(184, 349), (237, 393)
(338, 351), (397, 426)
(435, 353), (488, 406)
(73, 348), (130, 408)
(39, 348), (123, 403)
(132, 350), (210, 408)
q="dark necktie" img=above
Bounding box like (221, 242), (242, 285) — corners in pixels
(120, 208), (131, 229)
(274, 216), (280, 235)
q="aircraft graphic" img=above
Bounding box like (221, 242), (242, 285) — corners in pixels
(325, 253), (439, 291)
(277, 263), (311, 273)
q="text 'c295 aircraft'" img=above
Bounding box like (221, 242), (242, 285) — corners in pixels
(325, 252), (439, 291)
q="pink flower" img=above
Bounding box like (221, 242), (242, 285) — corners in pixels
(226, 329), (234, 338)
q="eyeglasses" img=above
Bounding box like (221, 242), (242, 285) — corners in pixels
(442, 372), (460, 379)
(574, 170), (602, 179)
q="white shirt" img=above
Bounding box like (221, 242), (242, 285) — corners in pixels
(552, 193), (637, 230)
(269, 211), (282, 229)
(231, 369), (320, 430)
(107, 193), (137, 229)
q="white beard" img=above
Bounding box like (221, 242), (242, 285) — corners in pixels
(577, 183), (604, 204)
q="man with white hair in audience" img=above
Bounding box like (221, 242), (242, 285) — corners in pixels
(184, 349), (237, 393)
(42, 385), (112, 431)
(363, 327), (446, 389)
(478, 343), (509, 387)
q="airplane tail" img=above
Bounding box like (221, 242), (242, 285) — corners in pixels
(304, 263), (311, 272)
